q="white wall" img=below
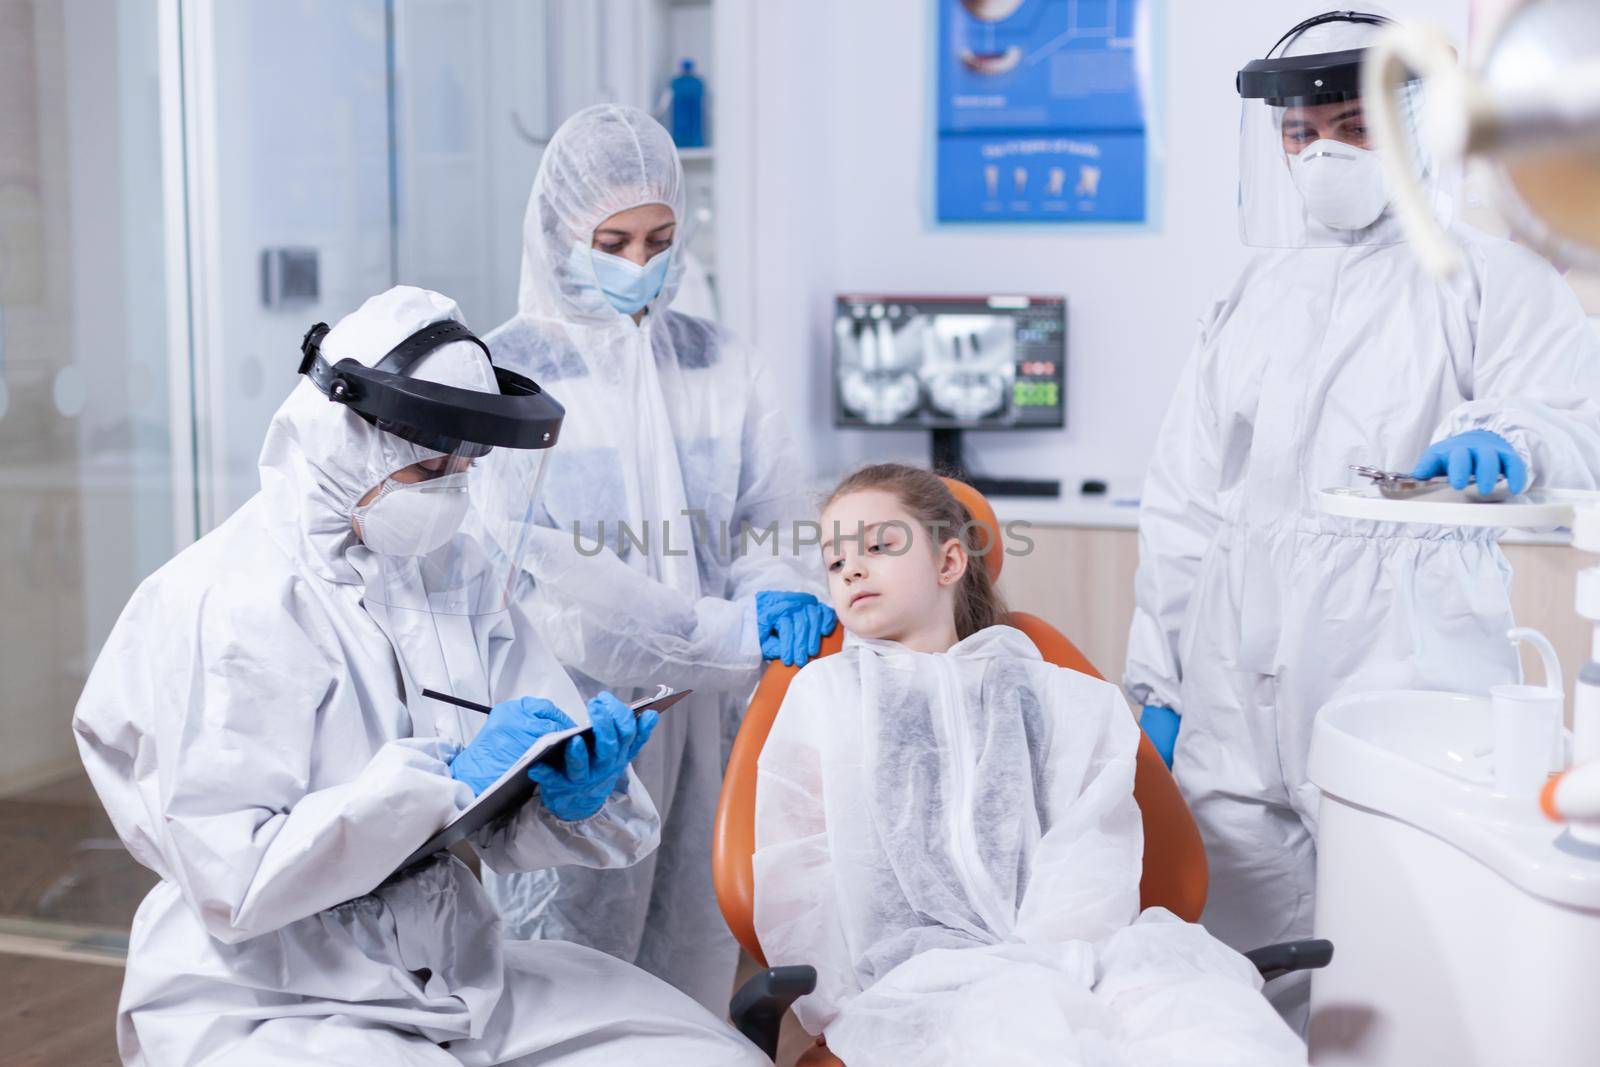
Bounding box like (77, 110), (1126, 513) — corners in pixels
(728, 0), (1470, 500)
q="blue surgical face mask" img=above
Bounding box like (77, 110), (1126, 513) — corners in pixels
(588, 245), (672, 316)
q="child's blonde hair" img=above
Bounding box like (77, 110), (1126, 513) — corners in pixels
(823, 463), (1010, 640)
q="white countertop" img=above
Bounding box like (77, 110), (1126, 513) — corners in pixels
(986, 492), (1571, 546)
(990, 492), (1142, 530)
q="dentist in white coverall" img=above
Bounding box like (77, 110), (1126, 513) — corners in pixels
(73, 286), (765, 1066)
(1125, 9), (1600, 1028)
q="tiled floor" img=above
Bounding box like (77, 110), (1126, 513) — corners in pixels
(0, 772), (153, 934)
(0, 951), (122, 1067)
(0, 771), (139, 1064)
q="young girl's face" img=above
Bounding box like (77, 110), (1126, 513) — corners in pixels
(820, 488), (966, 648)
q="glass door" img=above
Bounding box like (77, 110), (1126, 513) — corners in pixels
(184, 0), (399, 521)
(0, 0), (180, 950)
(189, 0), (558, 518)
(0, 0), (716, 961)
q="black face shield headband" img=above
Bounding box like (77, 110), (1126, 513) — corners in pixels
(299, 319), (565, 458)
(1236, 10), (1395, 107)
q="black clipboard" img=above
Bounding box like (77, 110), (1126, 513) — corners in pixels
(390, 687), (692, 879)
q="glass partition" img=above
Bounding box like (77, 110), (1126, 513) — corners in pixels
(0, 0), (176, 948)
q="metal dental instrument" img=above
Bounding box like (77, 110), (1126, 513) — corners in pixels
(1349, 464), (1512, 502)
(1349, 464), (1443, 499)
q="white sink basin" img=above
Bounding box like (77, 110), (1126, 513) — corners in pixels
(1307, 689), (1600, 1067)
(1310, 689), (1597, 908)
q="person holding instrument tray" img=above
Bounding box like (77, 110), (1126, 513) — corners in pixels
(72, 286), (765, 1066)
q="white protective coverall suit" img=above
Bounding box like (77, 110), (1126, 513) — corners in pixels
(1124, 14), (1600, 1023)
(753, 626), (1307, 1066)
(483, 104), (819, 1011)
(72, 287), (765, 1067)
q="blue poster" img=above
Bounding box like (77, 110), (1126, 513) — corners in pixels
(935, 0), (1150, 223)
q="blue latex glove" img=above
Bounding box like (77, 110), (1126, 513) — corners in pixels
(450, 696), (574, 797)
(1140, 705), (1180, 769)
(755, 590), (838, 668)
(527, 692), (659, 822)
(1411, 429), (1529, 496)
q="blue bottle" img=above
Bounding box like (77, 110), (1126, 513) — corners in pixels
(670, 59), (705, 149)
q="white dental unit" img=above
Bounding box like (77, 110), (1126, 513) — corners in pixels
(1307, 486), (1600, 1066)
(1308, 5), (1600, 1056)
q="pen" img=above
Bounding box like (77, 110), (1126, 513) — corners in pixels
(422, 688), (492, 714)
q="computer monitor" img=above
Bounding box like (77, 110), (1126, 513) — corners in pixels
(832, 294), (1065, 496)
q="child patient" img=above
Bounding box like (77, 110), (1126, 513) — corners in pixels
(752, 464), (1305, 1067)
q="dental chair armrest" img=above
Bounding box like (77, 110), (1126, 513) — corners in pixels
(1245, 938), (1334, 982)
(729, 965), (818, 1060)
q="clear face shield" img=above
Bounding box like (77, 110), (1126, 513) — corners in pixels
(299, 318), (564, 620)
(351, 433), (552, 619)
(1236, 12), (1453, 248)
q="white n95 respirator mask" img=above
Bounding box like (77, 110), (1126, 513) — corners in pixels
(353, 472), (471, 557)
(1290, 139), (1390, 231)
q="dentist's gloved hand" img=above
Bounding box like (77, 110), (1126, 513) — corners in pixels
(1411, 430), (1529, 496)
(450, 696), (573, 797)
(528, 692), (658, 821)
(756, 590), (838, 668)
(1140, 705), (1180, 769)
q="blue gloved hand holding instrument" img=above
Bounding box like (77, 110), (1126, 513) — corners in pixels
(405, 687), (681, 875)
(756, 590), (838, 667)
(1411, 430), (1529, 496)
(445, 691), (659, 818)
(449, 695), (575, 796)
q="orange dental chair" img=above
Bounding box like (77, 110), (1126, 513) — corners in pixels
(711, 480), (1332, 1063)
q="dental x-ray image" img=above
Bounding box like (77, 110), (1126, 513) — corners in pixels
(833, 295), (1066, 430)
(922, 314), (1016, 421)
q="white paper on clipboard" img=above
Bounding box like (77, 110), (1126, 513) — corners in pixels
(389, 686), (691, 878)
